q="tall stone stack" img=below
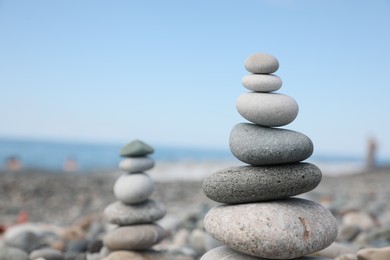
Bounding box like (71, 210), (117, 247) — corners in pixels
(102, 140), (166, 255)
(201, 53), (338, 259)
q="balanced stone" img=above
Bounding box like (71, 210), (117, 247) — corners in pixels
(103, 224), (165, 251)
(119, 157), (155, 173)
(204, 198), (338, 259)
(120, 139), (154, 157)
(29, 248), (64, 260)
(203, 163), (321, 204)
(113, 173), (154, 204)
(230, 123), (313, 165)
(244, 53), (279, 74)
(241, 74), (282, 92)
(201, 246), (332, 260)
(236, 92), (298, 127)
(104, 200), (166, 225)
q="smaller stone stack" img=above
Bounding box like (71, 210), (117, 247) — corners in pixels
(201, 53), (338, 259)
(102, 140), (166, 255)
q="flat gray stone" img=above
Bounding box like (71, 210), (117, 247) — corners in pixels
(104, 200), (166, 225)
(236, 93), (299, 127)
(113, 173), (154, 204)
(119, 157), (155, 173)
(204, 198), (338, 259)
(203, 163), (322, 204)
(103, 224), (165, 251)
(229, 123), (313, 165)
(201, 246), (332, 260)
(0, 245), (28, 260)
(30, 248), (64, 260)
(244, 53), (279, 74)
(120, 140), (154, 157)
(241, 74), (282, 92)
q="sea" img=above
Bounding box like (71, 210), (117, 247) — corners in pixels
(0, 138), (388, 175)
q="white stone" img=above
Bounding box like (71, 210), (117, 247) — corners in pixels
(113, 173), (154, 204)
(118, 157), (154, 173)
(236, 92), (299, 126)
(241, 74), (282, 92)
(244, 53), (279, 74)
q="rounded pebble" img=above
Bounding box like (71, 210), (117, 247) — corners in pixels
(203, 163), (322, 204)
(113, 173), (154, 204)
(104, 200), (166, 225)
(204, 198), (338, 259)
(29, 248), (64, 260)
(229, 123), (313, 165)
(241, 74), (282, 92)
(0, 245), (28, 260)
(244, 53), (279, 74)
(103, 224), (165, 251)
(236, 92), (298, 127)
(118, 157), (155, 173)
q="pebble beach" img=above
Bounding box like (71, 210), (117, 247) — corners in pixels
(1, 163), (390, 259)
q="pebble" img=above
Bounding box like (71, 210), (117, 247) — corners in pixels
(335, 253), (357, 260)
(104, 250), (195, 260)
(236, 93), (298, 126)
(0, 245), (28, 260)
(244, 53), (279, 74)
(357, 246), (390, 260)
(29, 248), (64, 260)
(204, 198), (338, 259)
(229, 123), (313, 165)
(337, 224), (361, 242)
(203, 163), (321, 203)
(241, 74), (282, 92)
(104, 199), (166, 225)
(200, 246), (333, 260)
(113, 173), (154, 204)
(311, 242), (358, 258)
(4, 230), (43, 253)
(103, 224), (165, 251)
(342, 211), (375, 231)
(119, 139), (154, 157)
(118, 157), (155, 173)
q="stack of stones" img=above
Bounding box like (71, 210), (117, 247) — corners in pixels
(201, 53), (338, 259)
(102, 140), (166, 256)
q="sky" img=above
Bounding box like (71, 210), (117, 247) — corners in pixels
(0, 0), (390, 160)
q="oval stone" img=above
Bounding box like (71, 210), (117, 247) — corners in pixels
(119, 157), (155, 173)
(120, 139), (154, 157)
(201, 246), (332, 260)
(103, 224), (165, 251)
(204, 198), (338, 259)
(244, 53), (279, 74)
(113, 173), (154, 204)
(236, 93), (299, 127)
(203, 163), (321, 204)
(241, 74), (282, 92)
(104, 200), (166, 225)
(229, 123), (313, 165)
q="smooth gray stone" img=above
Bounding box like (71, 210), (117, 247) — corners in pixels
(203, 163), (322, 204)
(104, 200), (166, 225)
(120, 139), (154, 157)
(201, 246), (332, 260)
(204, 198), (338, 259)
(229, 123), (313, 165)
(30, 248), (64, 260)
(103, 224), (165, 251)
(119, 157), (155, 173)
(244, 53), (279, 74)
(241, 74), (282, 92)
(236, 93), (299, 127)
(113, 173), (155, 204)
(0, 245), (28, 260)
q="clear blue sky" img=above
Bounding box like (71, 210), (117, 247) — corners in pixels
(1, 0), (389, 160)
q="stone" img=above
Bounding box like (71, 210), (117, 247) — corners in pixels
(229, 123), (314, 165)
(357, 246), (390, 260)
(103, 224), (165, 251)
(119, 139), (154, 157)
(236, 93), (298, 127)
(4, 230), (43, 253)
(311, 242), (358, 259)
(244, 53), (279, 74)
(342, 211), (375, 231)
(203, 163), (321, 203)
(335, 254), (357, 260)
(104, 250), (195, 260)
(0, 245), (28, 260)
(204, 198), (338, 259)
(118, 157), (155, 173)
(113, 173), (154, 204)
(241, 74), (282, 92)
(104, 200), (166, 225)
(29, 248), (64, 260)
(200, 246), (332, 260)
(337, 224), (361, 242)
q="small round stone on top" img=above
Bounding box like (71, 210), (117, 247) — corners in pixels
(120, 139), (154, 157)
(244, 53), (279, 74)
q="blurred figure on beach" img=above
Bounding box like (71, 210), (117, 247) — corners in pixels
(5, 156), (22, 171)
(366, 136), (378, 171)
(63, 157), (78, 172)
